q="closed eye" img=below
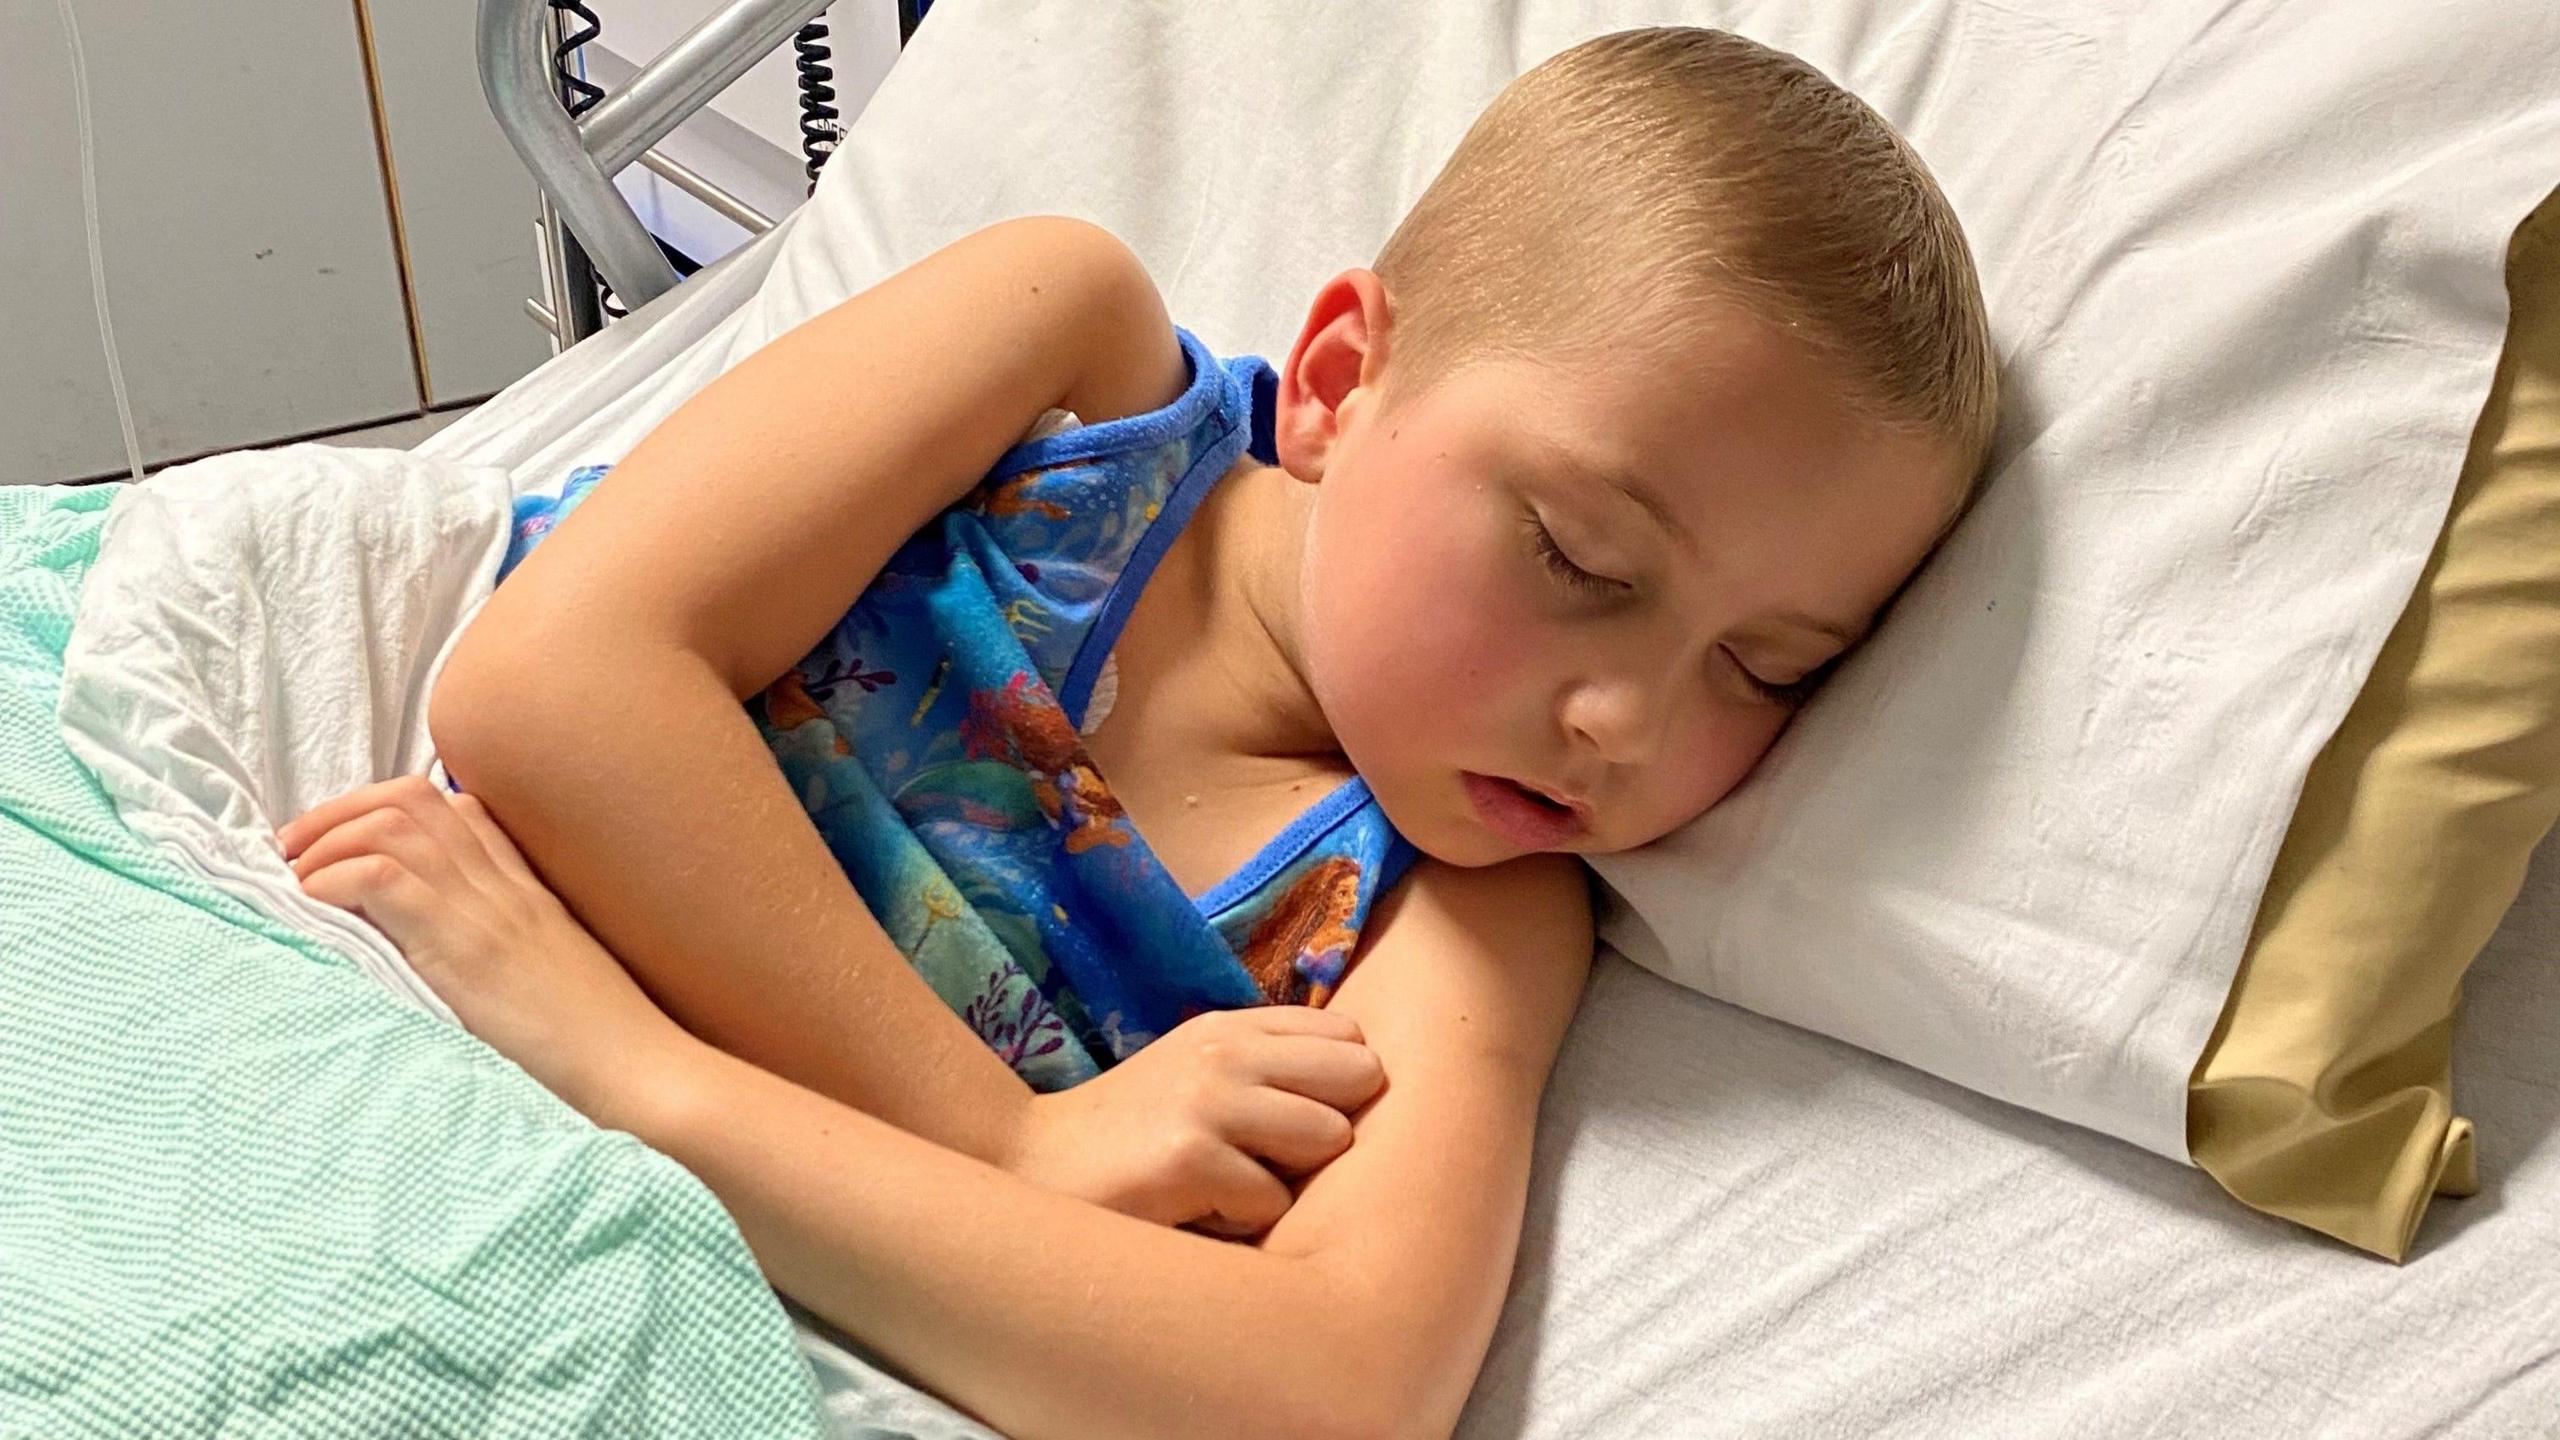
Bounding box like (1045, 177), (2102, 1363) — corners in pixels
(1521, 512), (1628, 598)
(1729, 648), (1839, 708)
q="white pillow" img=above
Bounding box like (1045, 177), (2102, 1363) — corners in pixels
(438, 0), (2560, 1161)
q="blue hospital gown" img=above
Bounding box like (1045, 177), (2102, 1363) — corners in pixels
(468, 326), (1418, 1091)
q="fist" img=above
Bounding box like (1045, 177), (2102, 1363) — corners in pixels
(1001, 1005), (1386, 1239)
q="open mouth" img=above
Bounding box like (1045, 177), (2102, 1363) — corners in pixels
(1461, 772), (1590, 848)
(1509, 780), (1577, 815)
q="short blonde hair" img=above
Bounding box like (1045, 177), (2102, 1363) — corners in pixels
(1374, 27), (2000, 488)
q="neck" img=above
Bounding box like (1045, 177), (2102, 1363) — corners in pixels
(1194, 461), (1335, 762)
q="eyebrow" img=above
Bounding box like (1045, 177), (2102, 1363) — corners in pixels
(1571, 457), (1699, 559)
(1775, 609), (1866, 649)
(1549, 448), (1868, 651)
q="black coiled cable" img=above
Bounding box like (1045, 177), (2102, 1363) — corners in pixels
(540, 1), (921, 327)
(548, 0), (607, 118)
(543, 0), (622, 320)
(793, 13), (842, 197)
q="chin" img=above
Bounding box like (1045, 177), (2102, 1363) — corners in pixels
(1416, 831), (1527, 868)
(1356, 772), (1495, 867)
(1443, 830), (1536, 860)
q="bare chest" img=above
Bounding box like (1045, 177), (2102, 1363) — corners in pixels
(1087, 734), (1354, 901)
(1076, 580), (1350, 902)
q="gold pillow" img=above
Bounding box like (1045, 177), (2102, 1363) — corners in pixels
(2189, 187), (2560, 1262)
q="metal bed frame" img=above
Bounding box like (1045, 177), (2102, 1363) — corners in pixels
(477, 0), (897, 351)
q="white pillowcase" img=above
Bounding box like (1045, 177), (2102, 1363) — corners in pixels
(1581, 2), (2560, 1159)
(432, 0), (2560, 1161)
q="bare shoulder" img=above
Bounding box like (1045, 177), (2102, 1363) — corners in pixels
(983, 215), (1188, 427)
(1334, 853), (1596, 1072)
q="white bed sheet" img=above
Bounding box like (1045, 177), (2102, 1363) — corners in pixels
(63, 420), (2555, 1434)
(761, 826), (2560, 1439)
(409, 2), (2560, 1431)
(1453, 827), (2560, 1438)
(429, 0), (2560, 1163)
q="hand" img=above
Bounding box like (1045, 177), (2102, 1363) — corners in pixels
(278, 775), (694, 1130)
(999, 1005), (1386, 1240)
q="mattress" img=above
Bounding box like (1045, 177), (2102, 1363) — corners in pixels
(414, 1), (2560, 1429)
(435, 0), (2560, 1166)
(434, 291), (2560, 1440)
(714, 836), (2560, 1439)
(1455, 832), (2560, 1437)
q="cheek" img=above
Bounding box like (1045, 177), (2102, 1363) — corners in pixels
(1618, 706), (1791, 844)
(1301, 478), (1546, 745)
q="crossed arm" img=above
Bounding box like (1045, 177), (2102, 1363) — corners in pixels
(641, 852), (1594, 1440)
(414, 215), (1599, 1437)
(297, 769), (1595, 1440)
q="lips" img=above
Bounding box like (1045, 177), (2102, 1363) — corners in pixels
(1516, 778), (1590, 815)
(1461, 771), (1590, 850)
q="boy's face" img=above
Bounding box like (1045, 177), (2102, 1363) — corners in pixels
(1284, 281), (1967, 864)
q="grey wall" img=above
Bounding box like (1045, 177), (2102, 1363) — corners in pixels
(3, 2), (901, 487)
(366, 0), (551, 408)
(3, 0), (418, 483)
(1, 0), (551, 485)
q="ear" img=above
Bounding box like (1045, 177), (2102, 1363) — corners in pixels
(1272, 268), (1394, 483)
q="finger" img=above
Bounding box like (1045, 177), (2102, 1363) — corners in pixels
(293, 779), (493, 888)
(1234, 1033), (1387, 1114)
(1217, 1087), (1358, 1177)
(286, 805), (462, 893)
(1231, 1002), (1363, 1045)
(450, 793), (540, 885)
(381, 774), (500, 875)
(297, 852), (429, 931)
(1192, 1147), (1295, 1239)
(277, 775), (442, 859)
(294, 794), (494, 899)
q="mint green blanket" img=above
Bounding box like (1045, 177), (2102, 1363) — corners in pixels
(0, 484), (826, 1436)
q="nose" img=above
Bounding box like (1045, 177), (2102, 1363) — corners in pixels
(1559, 665), (1668, 772)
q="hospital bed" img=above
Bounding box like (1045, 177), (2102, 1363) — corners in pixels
(441, 0), (2560, 1434)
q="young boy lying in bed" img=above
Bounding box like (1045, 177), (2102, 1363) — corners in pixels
(278, 26), (1996, 1440)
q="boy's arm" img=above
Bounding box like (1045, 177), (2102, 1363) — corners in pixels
(632, 853), (1595, 1440)
(1254, 854), (1595, 1437)
(427, 216), (1188, 1168)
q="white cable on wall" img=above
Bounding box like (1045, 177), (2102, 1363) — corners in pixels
(56, 0), (147, 485)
